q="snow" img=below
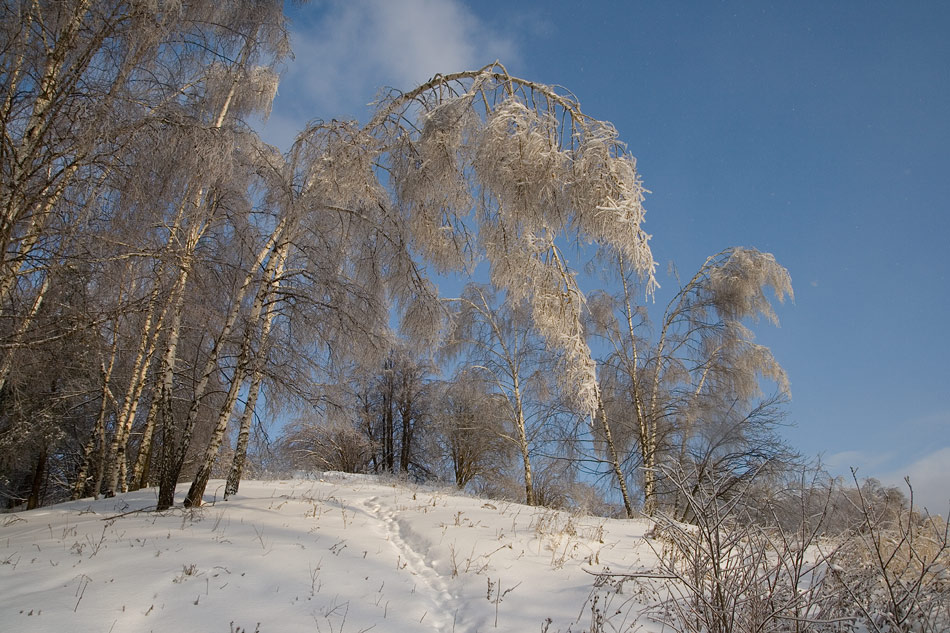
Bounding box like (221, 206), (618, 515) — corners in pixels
(0, 474), (664, 632)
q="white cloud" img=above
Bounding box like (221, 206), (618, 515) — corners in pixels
(260, 0), (518, 148)
(823, 449), (893, 474)
(879, 446), (950, 515)
(821, 445), (950, 516)
(819, 408), (950, 515)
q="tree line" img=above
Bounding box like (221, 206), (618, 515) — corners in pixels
(3, 0), (797, 518)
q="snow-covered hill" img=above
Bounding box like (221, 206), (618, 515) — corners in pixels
(0, 474), (661, 632)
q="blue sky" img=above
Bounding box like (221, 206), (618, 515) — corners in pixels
(259, 0), (950, 512)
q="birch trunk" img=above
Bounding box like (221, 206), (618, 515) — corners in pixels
(399, 391), (412, 474)
(224, 242), (288, 498)
(618, 256), (649, 517)
(643, 320), (670, 517)
(512, 381), (534, 506)
(151, 182), (223, 510)
(72, 356), (118, 499)
(0, 273), (50, 393)
(184, 235), (287, 507)
(162, 220), (285, 506)
(223, 366), (263, 499)
(102, 278), (169, 496)
(596, 397), (635, 518)
(153, 214), (209, 509)
(383, 378), (395, 472)
(155, 266), (190, 511)
(129, 395), (160, 490)
(183, 354), (249, 507)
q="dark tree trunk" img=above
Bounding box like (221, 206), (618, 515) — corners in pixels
(383, 390), (394, 473)
(399, 402), (413, 473)
(156, 381), (178, 511)
(27, 446), (48, 510)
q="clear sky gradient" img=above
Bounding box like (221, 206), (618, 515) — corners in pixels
(258, 0), (950, 512)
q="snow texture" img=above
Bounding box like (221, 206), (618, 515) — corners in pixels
(0, 475), (662, 632)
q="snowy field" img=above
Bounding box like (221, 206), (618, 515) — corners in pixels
(0, 474), (662, 633)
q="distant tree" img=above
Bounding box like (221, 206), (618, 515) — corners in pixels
(360, 346), (434, 478)
(664, 392), (799, 522)
(433, 370), (513, 489)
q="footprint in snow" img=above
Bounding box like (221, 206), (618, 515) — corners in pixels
(363, 496), (457, 630)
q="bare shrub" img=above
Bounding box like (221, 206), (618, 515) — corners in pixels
(278, 418), (372, 474)
(597, 466), (949, 633)
(635, 467), (842, 633)
(820, 474), (950, 633)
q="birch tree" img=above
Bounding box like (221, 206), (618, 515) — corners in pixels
(0, 0), (284, 361)
(444, 284), (553, 505)
(373, 65), (658, 414)
(589, 248), (793, 515)
(0, 0), (289, 505)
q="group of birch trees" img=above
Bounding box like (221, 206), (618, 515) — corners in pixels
(281, 247), (798, 518)
(1, 0), (297, 510)
(2, 0), (796, 517)
(588, 248), (796, 517)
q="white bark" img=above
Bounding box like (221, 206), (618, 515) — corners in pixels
(155, 262), (191, 510)
(0, 273), (50, 393)
(225, 242), (288, 498)
(102, 281), (168, 496)
(185, 233), (288, 507)
(129, 395), (160, 490)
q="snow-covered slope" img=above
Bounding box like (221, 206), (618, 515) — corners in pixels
(0, 474), (661, 632)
